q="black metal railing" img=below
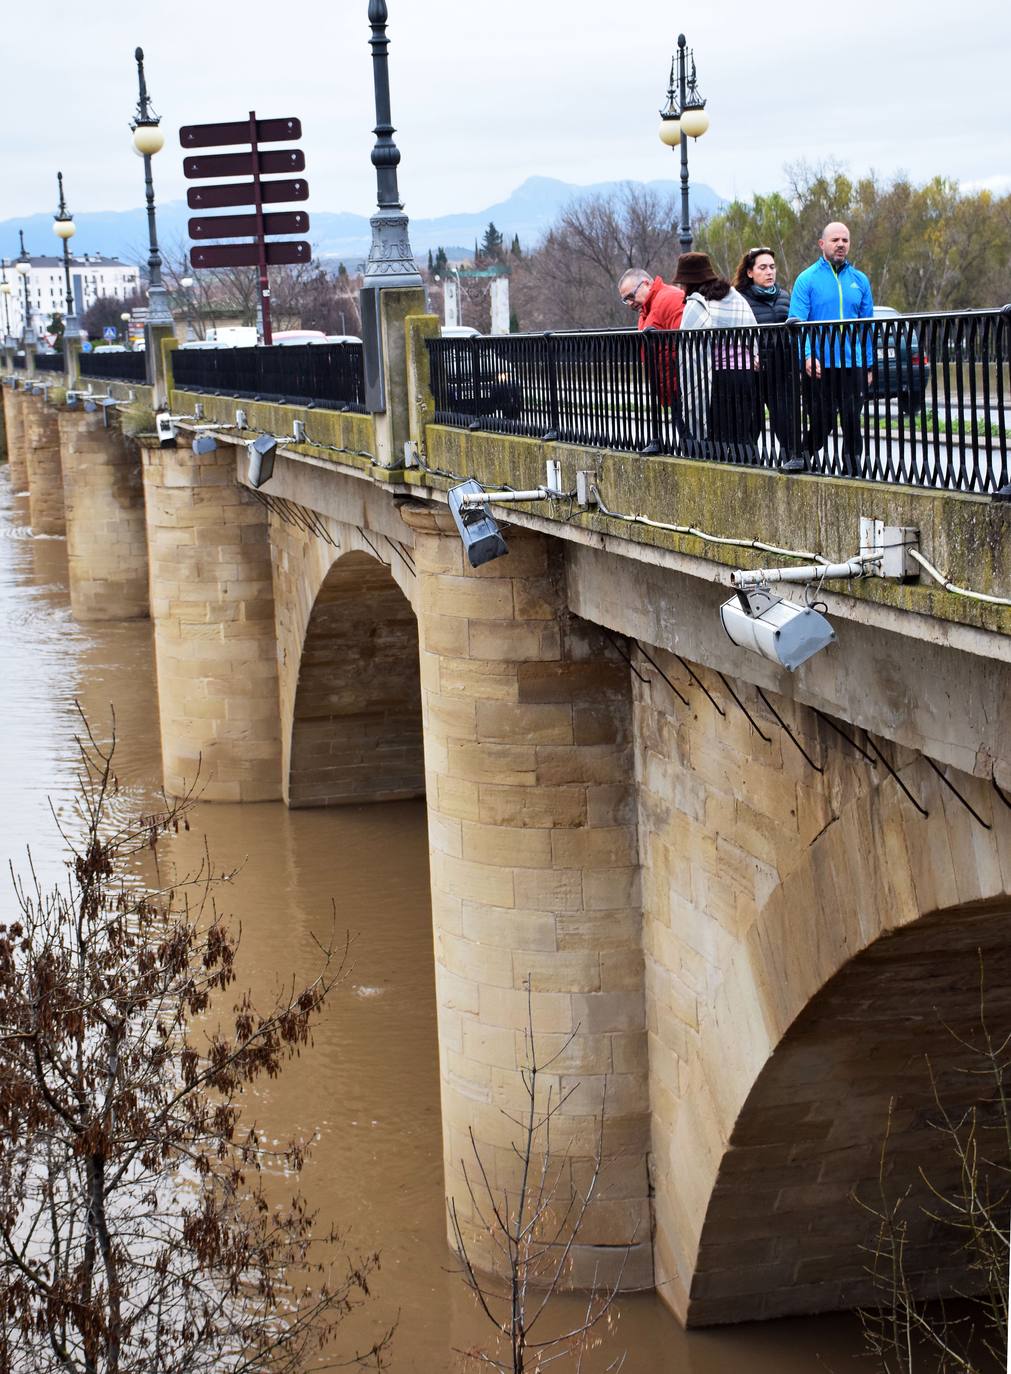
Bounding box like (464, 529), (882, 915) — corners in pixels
(426, 308), (1011, 495)
(80, 350), (149, 383)
(33, 353), (65, 373)
(171, 342), (367, 412)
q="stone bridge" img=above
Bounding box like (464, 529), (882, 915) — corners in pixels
(3, 305), (1010, 1327)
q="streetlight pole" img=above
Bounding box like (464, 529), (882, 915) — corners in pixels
(0, 262), (12, 343)
(53, 171), (80, 342)
(658, 34), (710, 255)
(130, 46), (174, 390)
(15, 231), (34, 347)
(362, 0), (421, 289)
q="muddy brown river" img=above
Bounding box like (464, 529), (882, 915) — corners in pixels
(0, 469), (869, 1370)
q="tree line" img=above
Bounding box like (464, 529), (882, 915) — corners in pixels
(502, 163), (1011, 332)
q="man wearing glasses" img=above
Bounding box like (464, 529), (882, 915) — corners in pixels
(617, 269), (685, 331)
(617, 269), (686, 446)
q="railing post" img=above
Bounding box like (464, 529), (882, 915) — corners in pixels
(640, 327), (664, 456)
(779, 317), (807, 473)
(467, 335), (482, 432)
(542, 331), (559, 442)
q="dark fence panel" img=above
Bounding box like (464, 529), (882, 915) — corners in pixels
(426, 308), (1011, 495)
(80, 350), (149, 383)
(172, 342), (367, 412)
(33, 353), (65, 373)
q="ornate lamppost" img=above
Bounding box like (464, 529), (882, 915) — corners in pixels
(14, 231), (35, 346)
(129, 45), (174, 383)
(0, 263), (13, 346)
(658, 34), (710, 254)
(363, 1), (421, 288)
(52, 171), (80, 343)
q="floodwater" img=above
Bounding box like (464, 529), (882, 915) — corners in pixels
(0, 466), (869, 1371)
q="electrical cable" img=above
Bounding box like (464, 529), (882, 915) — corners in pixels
(906, 547), (1011, 608)
(590, 484), (830, 565)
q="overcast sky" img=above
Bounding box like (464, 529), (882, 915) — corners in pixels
(2, 0), (1008, 227)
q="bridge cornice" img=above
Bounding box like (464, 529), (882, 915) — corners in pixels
(169, 387), (1009, 643)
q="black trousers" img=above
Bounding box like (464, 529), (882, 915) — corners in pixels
(706, 370), (761, 464)
(802, 367), (867, 475)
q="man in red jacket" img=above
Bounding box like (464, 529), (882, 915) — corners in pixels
(618, 270), (685, 442)
(618, 269), (685, 330)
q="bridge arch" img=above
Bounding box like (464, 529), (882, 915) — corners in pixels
(652, 755), (1011, 1325)
(274, 527), (424, 809)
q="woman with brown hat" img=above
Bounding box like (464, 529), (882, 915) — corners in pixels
(673, 251), (760, 463)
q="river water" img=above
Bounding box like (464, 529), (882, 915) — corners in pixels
(0, 469), (869, 1371)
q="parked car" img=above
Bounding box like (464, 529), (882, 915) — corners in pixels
(271, 329), (328, 346)
(868, 305), (929, 414)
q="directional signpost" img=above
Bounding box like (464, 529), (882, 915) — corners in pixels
(179, 113), (309, 344)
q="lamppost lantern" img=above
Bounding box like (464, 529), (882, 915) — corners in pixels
(14, 260), (30, 278)
(132, 122), (165, 157)
(657, 33), (709, 254)
(52, 171), (80, 341)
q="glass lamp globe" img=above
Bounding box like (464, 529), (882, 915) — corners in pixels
(659, 117), (681, 147)
(680, 107), (710, 139)
(53, 218), (76, 240)
(15, 260), (30, 277)
(132, 123), (165, 156)
(0, 281), (11, 295)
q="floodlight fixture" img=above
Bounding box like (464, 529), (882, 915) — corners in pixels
(720, 588), (836, 671)
(448, 478), (509, 568)
(247, 433), (277, 489)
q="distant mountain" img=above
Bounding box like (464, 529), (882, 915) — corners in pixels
(0, 175), (726, 269)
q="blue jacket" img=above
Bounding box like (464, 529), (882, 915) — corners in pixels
(788, 257), (874, 367)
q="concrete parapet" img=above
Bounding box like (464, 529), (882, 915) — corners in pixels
(2, 385), (30, 491)
(139, 434), (282, 802)
(58, 407), (149, 621)
(22, 391), (66, 535)
(401, 503), (652, 1292)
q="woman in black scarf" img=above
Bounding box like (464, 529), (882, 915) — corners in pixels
(733, 247), (797, 463)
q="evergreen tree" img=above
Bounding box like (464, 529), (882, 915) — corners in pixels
(433, 246), (449, 277)
(427, 248), (433, 272)
(510, 233), (522, 258)
(481, 221), (505, 260)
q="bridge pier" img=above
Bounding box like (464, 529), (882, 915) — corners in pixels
(22, 391), (66, 535)
(401, 505), (653, 1291)
(58, 407), (149, 621)
(140, 435), (281, 802)
(2, 385), (29, 492)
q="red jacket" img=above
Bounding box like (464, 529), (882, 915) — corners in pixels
(637, 277), (685, 332)
(637, 277), (684, 403)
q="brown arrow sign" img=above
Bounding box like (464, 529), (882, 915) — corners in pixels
(179, 116), (301, 149)
(189, 241), (311, 270)
(183, 148), (305, 179)
(188, 210), (309, 239)
(186, 178), (309, 210)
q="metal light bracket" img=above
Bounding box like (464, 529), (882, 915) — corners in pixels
(155, 412), (177, 446)
(292, 419), (306, 443)
(545, 458), (562, 492)
(576, 470), (597, 507)
(403, 439), (420, 469)
(235, 408), (248, 430)
(859, 517), (920, 581)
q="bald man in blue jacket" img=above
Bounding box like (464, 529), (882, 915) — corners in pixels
(788, 223), (874, 475)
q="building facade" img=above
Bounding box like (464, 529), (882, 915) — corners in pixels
(0, 254), (141, 343)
